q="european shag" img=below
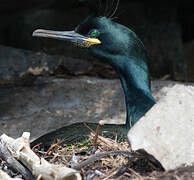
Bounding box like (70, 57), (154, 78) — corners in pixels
(32, 0), (156, 130)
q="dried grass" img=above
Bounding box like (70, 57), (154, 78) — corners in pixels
(32, 128), (163, 180)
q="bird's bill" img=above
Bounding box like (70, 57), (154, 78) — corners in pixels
(32, 29), (101, 48)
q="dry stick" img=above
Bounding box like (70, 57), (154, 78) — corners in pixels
(0, 140), (34, 180)
(84, 122), (119, 149)
(72, 151), (140, 170)
(127, 168), (144, 179)
(32, 142), (42, 152)
(83, 123), (96, 134)
(93, 120), (105, 146)
(46, 139), (64, 156)
(103, 169), (119, 180)
(1, 133), (82, 180)
(90, 132), (126, 151)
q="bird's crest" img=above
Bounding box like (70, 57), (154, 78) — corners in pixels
(79, 0), (120, 19)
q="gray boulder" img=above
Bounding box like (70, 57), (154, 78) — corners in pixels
(128, 84), (194, 170)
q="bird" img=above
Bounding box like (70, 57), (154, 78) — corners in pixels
(32, 0), (156, 130)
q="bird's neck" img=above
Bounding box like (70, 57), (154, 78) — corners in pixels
(111, 56), (156, 129)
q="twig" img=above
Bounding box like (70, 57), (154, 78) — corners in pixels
(128, 168), (143, 179)
(46, 139), (63, 155)
(72, 151), (141, 170)
(32, 142), (42, 152)
(83, 123), (96, 134)
(0, 133), (81, 180)
(93, 120), (104, 146)
(103, 169), (118, 180)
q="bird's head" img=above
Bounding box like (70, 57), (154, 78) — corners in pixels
(33, 15), (130, 62)
(32, 0), (155, 127)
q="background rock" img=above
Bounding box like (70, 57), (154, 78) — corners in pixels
(0, 78), (192, 140)
(0, 45), (60, 86)
(0, 45), (117, 86)
(0, 77), (125, 140)
(0, 0), (188, 81)
(128, 85), (194, 170)
(184, 41), (194, 82)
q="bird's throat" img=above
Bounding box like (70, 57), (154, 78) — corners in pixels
(113, 57), (156, 129)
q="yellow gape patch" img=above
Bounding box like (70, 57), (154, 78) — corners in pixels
(73, 38), (101, 48)
(84, 38), (101, 45)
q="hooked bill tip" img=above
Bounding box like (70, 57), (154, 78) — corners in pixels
(32, 29), (39, 37)
(32, 29), (46, 37)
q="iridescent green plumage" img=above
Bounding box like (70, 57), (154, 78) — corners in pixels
(76, 16), (156, 127)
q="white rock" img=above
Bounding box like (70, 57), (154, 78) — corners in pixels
(128, 84), (194, 170)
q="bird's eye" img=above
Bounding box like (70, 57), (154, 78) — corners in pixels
(88, 29), (100, 38)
